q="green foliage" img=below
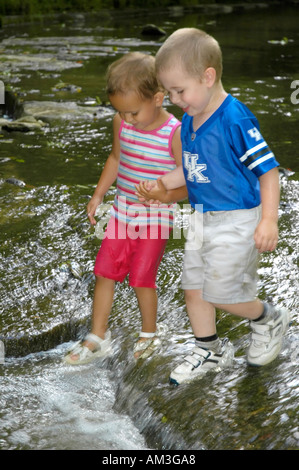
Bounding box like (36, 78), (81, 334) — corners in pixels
(1, 0), (213, 16)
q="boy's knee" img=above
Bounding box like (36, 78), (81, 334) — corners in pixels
(184, 289), (203, 302)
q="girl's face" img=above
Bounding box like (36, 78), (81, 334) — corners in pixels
(158, 66), (212, 118)
(109, 91), (162, 130)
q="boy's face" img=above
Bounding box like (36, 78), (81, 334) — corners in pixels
(158, 66), (212, 117)
(109, 91), (162, 130)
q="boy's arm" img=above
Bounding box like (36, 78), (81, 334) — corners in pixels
(87, 114), (121, 225)
(254, 167), (280, 253)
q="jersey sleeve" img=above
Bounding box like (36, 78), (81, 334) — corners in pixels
(228, 118), (279, 178)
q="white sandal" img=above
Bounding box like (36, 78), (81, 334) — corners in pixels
(133, 324), (167, 360)
(64, 331), (112, 365)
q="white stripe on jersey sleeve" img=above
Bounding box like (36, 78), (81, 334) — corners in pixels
(239, 141), (268, 163)
(247, 152), (275, 170)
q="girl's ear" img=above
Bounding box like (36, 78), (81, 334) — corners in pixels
(154, 91), (165, 107)
(204, 67), (216, 87)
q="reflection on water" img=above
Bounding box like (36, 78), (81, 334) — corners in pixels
(0, 349), (148, 450)
(0, 4), (298, 450)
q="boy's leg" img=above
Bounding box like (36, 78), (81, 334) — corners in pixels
(169, 288), (234, 385)
(184, 289), (216, 338)
(213, 299), (263, 320)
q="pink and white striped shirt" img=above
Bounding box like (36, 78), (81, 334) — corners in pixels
(111, 115), (181, 230)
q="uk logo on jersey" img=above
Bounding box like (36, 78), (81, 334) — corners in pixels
(247, 127), (262, 142)
(183, 151), (210, 183)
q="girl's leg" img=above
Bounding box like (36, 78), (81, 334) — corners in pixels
(90, 276), (115, 339)
(134, 287), (158, 333)
(70, 276), (114, 359)
(130, 227), (168, 358)
(133, 286), (158, 358)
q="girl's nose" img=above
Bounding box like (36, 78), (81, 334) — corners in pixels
(124, 112), (134, 123)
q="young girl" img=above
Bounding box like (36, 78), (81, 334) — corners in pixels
(64, 52), (186, 364)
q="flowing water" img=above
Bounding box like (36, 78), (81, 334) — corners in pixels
(0, 3), (298, 450)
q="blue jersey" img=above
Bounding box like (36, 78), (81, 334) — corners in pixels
(181, 94), (279, 212)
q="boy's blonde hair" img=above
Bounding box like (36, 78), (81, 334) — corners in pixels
(106, 52), (162, 99)
(155, 28), (223, 82)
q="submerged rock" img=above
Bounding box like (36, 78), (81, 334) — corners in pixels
(4, 177), (26, 187)
(0, 90), (24, 120)
(23, 100), (113, 121)
(141, 24), (166, 36)
(51, 82), (82, 93)
(0, 54), (83, 72)
(0, 115), (47, 132)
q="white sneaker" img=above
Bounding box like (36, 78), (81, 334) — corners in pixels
(247, 307), (290, 366)
(169, 339), (234, 385)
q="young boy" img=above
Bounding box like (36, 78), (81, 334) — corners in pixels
(136, 28), (290, 385)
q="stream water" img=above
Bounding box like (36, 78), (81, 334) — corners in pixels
(0, 3), (298, 451)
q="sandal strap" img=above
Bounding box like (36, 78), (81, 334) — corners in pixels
(85, 332), (104, 347)
(133, 338), (155, 353)
(139, 331), (156, 338)
(70, 343), (93, 358)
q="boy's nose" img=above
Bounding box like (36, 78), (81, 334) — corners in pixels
(169, 93), (180, 105)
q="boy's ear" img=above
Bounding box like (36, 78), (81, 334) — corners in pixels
(154, 91), (165, 106)
(204, 67), (216, 87)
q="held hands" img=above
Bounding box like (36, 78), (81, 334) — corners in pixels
(135, 178), (167, 205)
(254, 218), (278, 253)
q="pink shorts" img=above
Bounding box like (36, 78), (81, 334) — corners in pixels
(94, 217), (170, 288)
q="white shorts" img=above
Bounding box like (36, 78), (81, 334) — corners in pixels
(181, 205), (262, 304)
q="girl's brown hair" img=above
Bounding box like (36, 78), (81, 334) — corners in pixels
(106, 52), (163, 99)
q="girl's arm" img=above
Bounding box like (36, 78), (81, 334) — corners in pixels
(163, 125), (188, 203)
(254, 167), (280, 253)
(87, 114), (121, 225)
(136, 126), (187, 203)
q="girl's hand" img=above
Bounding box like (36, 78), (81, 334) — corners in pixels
(135, 180), (156, 202)
(254, 218), (278, 253)
(135, 179), (168, 204)
(87, 194), (103, 225)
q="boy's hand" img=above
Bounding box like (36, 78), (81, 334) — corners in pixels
(87, 194), (103, 225)
(135, 178), (168, 204)
(254, 218), (278, 253)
